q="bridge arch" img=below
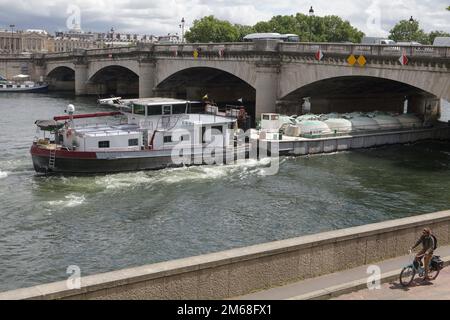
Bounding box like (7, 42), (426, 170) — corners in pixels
(278, 74), (440, 116)
(46, 65), (75, 92)
(155, 65), (257, 118)
(156, 60), (257, 90)
(88, 64), (139, 96)
(279, 63), (450, 102)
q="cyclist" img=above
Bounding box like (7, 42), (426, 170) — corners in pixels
(410, 227), (435, 280)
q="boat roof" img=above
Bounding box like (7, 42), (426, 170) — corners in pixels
(76, 124), (139, 137)
(132, 98), (202, 107)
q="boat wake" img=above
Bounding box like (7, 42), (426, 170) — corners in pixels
(94, 158), (279, 191)
(47, 194), (86, 208)
(0, 170), (8, 179)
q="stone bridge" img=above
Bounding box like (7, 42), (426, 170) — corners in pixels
(6, 40), (450, 117)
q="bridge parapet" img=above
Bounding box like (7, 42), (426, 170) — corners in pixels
(280, 42), (450, 59)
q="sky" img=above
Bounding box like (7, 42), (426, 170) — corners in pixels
(0, 0), (449, 37)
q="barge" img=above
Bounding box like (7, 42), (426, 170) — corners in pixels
(31, 98), (242, 174)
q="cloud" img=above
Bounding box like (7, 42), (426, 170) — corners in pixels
(0, 0), (448, 36)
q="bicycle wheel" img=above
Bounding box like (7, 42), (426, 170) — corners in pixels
(400, 266), (416, 286)
(428, 268), (440, 280)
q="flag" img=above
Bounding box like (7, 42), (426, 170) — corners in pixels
(399, 53), (409, 66)
(237, 98), (243, 103)
(315, 49), (323, 61)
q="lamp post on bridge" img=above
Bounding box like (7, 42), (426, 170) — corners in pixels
(179, 17), (185, 43)
(9, 24), (15, 54)
(308, 6), (314, 42)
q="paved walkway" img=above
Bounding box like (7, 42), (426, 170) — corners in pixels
(334, 267), (450, 300)
(237, 245), (450, 300)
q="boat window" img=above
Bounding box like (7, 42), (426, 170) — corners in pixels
(6, 85), (12, 88)
(128, 138), (139, 146)
(147, 106), (162, 116)
(98, 141), (110, 148)
(133, 104), (145, 115)
(163, 135), (172, 143)
(162, 105), (172, 115)
(211, 125), (223, 134)
(181, 135), (190, 141)
(172, 104), (187, 114)
(262, 115), (270, 120)
(271, 115), (279, 120)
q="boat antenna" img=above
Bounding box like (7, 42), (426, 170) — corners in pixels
(67, 104), (75, 124)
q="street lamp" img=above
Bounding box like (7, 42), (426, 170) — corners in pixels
(308, 7), (314, 42)
(179, 17), (185, 43)
(409, 16), (414, 23)
(9, 24), (15, 53)
(110, 27), (114, 47)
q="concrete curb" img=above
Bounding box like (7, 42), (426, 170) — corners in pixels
(289, 255), (450, 300)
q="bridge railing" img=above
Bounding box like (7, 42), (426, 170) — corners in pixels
(279, 42), (450, 58)
(30, 42), (450, 60)
(153, 42), (255, 55)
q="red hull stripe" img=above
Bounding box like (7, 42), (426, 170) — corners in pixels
(30, 144), (97, 159)
(53, 111), (122, 121)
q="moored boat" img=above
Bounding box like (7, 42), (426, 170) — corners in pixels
(0, 74), (48, 93)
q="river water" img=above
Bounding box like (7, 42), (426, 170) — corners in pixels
(1, 93), (450, 291)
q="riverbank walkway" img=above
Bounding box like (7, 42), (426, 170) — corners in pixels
(236, 245), (450, 300)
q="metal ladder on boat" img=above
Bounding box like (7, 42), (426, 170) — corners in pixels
(48, 149), (56, 169)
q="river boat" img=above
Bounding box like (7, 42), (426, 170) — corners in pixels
(31, 98), (241, 174)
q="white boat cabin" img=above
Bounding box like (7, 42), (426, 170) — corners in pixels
(58, 98), (237, 152)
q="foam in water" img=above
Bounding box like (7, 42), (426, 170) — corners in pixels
(0, 170), (8, 179)
(47, 194), (86, 208)
(93, 158), (276, 191)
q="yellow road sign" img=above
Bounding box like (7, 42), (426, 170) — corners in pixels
(357, 55), (367, 67)
(347, 54), (356, 66)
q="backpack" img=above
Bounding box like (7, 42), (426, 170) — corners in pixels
(431, 235), (438, 250)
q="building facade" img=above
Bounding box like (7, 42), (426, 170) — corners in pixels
(0, 29), (52, 53)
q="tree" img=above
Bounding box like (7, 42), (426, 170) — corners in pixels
(428, 30), (450, 44)
(388, 19), (429, 44)
(185, 16), (241, 43)
(235, 24), (255, 41)
(253, 13), (364, 43)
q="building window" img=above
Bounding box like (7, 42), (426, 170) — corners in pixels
(98, 141), (110, 148)
(128, 138), (139, 146)
(163, 136), (172, 143)
(181, 135), (190, 141)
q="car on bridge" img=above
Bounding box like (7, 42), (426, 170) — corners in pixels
(243, 33), (300, 42)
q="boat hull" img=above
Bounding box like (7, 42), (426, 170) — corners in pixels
(30, 144), (244, 174)
(0, 84), (49, 93)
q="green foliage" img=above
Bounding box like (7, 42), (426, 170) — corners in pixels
(428, 30), (450, 44)
(185, 16), (240, 43)
(388, 20), (429, 44)
(185, 13), (364, 43)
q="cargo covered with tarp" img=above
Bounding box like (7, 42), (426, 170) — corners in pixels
(35, 120), (65, 131)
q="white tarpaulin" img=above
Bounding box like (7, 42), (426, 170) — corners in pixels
(12, 74), (30, 79)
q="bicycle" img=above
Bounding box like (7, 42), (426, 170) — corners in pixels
(399, 250), (443, 287)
